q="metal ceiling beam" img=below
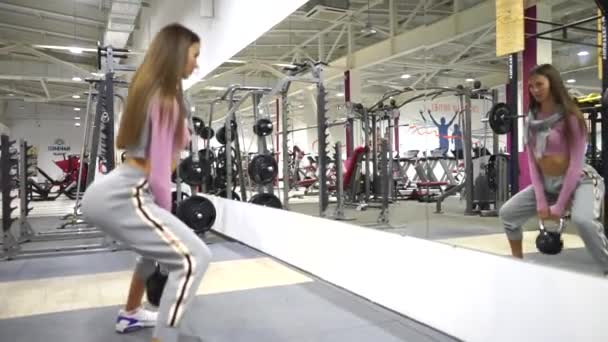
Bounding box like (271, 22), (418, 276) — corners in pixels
(0, 85), (42, 99)
(410, 24), (495, 87)
(40, 79), (50, 99)
(389, 0), (398, 36)
(399, 0), (425, 28)
(326, 24), (346, 62)
(0, 75), (85, 84)
(284, 0), (496, 97)
(20, 45), (91, 77)
(0, 44), (19, 55)
(0, 2), (105, 27)
(277, 0), (385, 61)
(0, 23), (98, 44)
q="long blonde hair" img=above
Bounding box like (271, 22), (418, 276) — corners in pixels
(117, 23), (199, 148)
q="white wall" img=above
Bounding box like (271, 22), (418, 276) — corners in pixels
(130, 0), (308, 87)
(208, 196), (608, 342)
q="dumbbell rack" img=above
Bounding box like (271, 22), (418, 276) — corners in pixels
(1, 136), (121, 260)
(17, 140), (35, 240)
(1, 135), (20, 259)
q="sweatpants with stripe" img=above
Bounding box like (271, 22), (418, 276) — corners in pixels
(499, 165), (608, 273)
(82, 164), (211, 342)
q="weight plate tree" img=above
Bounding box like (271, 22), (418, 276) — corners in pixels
(247, 90), (282, 208)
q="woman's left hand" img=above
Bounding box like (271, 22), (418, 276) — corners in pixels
(548, 205), (562, 222)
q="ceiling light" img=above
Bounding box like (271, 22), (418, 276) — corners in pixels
(72, 77), (82, 82)
(33, 45), (96, 53)
(74, 116), (81, 120)
(336, 92), (345, 97)
(203, 86), (227, 91)
(567, 79), (576, 83)
(74, 107), (81, 111)
(72, 95), (81, 99)
(8, 93), (14, 97)
(360, 22), (377, 36)
(298, 105), (305, 109)
(274, 63), (297, 68)
(190, 106), (196, 112)
(91, 72), (104, 77)
(465, 78), (475, 82)
(577, 51), (589, 56)
(401, 74), (411, 79)
(75, 122), (81, 127)
(226, 59), (247, 64)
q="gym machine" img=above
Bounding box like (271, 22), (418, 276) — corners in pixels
(259, 60), (328, 214)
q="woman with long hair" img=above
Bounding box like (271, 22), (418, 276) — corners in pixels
(499, 63), (608, 272)
(82, 23), (210, 342)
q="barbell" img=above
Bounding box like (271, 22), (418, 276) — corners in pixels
(484, 102), (526, 135)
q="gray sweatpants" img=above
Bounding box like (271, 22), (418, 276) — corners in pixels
(82, 164), (211, 342)
(499, 165), (608, 272)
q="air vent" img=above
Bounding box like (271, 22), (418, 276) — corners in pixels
(304, 5), (350, 21)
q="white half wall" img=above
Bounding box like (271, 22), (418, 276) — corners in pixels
(206, 195), (608, 342)
(130, 0), (308, 88)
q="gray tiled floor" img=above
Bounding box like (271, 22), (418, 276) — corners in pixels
(0, 241), (259, 282)
(0, 281), (457, 342)
(0, 242), (458, 342)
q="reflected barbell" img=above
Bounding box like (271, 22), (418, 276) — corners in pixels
(481, 103), (526, 135)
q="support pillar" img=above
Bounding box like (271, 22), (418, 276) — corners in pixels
(344, 69), (362, 158)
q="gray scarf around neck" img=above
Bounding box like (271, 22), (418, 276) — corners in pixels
(524, 106), (565, 159)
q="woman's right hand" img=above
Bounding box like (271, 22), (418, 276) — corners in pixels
(538, 208), (550, 221)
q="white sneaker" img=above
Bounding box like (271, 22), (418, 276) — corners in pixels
(115, 307), (158, 333)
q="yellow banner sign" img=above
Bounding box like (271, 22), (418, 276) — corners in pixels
(496, 0), (525, 57)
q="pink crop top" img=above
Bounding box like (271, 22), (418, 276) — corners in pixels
(527, 112), (586, 217)
(146, 97), (191, 211)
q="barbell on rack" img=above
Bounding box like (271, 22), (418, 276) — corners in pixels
(482, 102), (526, 135)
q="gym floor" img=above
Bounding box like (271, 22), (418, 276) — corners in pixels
(1, 216), (456, 342)
(0, 194), (603, 341)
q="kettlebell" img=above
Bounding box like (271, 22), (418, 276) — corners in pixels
(535, 218), (566, 255)
(146, 264), (168, 307)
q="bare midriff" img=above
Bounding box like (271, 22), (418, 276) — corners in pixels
(126, 157), (177, 174)
(537, 154), (569, 177)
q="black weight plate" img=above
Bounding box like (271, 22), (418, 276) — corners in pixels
(176, 195), (216, 233)
(200, 126), (214, 140)
(253, 118), (274, 136)
(179, 156), (211, 186)
(198, 148), (216, 164)
(215, 188), (241, 201)
(216, 126), (237, 145)
(248, 154), (278, 185)
(217, 146), (237, 162)
(489, 103), (512, 135)
(192, 117), (204, 136)
(171, 190), (190, 214)
(249, 193), (282, 209)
